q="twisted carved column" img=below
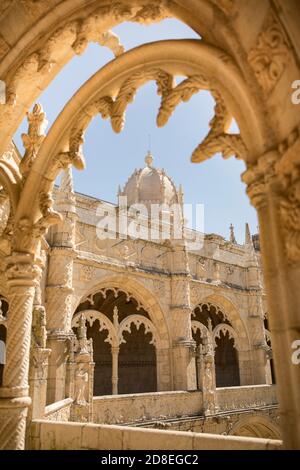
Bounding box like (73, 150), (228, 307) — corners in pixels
(0, 253), (40, 450)
(46, 247), (75, 403)
(243, 148), (300, 449)
(27, 253), (51, 423)
(45, 166), (77, 403)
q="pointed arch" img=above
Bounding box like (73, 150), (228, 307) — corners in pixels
(119, 314), (158, 347)
(194, 293), (250, 352)
(72, 309), (118, 347)
(213, 323), (240, 351)
(14, 38), (267, 231)
(74, 274), (170, 349)
(191, 320), (209, 342)
(231, 415), (281, 440)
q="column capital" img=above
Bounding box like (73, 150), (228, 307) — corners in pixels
(242, 151), (280, 210)
(275, 132), (300, 264)
(5, 252), (41, 287)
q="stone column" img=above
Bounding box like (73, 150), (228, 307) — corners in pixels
(46, 166), (77, 404)
(243, 149), (300, 449)
(27, 252), (51, 423)
(46, 247), (75, 404)
(197, 342), (218, 416)
(245, 244), (269, 385)
(169, 243), (197, 391)
(111, 346), (119, 395)
(70, 315), (94, 422)
(156, 348), (172, 391)
(248, 299), (270, 385)
(0, 253), (40, 450)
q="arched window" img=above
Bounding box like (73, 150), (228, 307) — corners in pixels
(73, 287), (158, 396)
(192, 303), (240, 388)
(214, 330), (240, 387)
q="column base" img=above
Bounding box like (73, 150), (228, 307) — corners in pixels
(0, 396), (31, 450)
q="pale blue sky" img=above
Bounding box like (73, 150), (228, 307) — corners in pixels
(14, 19), (258, 244)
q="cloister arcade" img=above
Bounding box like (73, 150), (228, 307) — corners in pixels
(192, 303), (241, 388)
(0, 0), (299, 450)
(73, 288), (159, 396)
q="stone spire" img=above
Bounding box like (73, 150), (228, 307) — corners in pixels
(229, 223), (237, 244)
(245, 222), (252, 246)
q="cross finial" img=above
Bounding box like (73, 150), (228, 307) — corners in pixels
(145, 150), (154, 167)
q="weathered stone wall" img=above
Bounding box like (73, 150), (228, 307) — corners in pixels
(216, 385), (277, 411)
(145, 408), (280, 438)
(43, 398), (73, 422)
(93, 391), (202, 425)
(92, 387), (277, 425)
(28, 420), (282, 450)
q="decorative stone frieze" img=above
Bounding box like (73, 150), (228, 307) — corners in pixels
(248, 10), (291, 94)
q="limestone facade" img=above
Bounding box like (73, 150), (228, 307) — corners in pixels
(41, 155), (272, 400)
(0, 0), (299, 450)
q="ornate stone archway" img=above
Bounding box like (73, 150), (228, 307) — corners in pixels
(0, 0), (284, 159)
(192, 300), (242, 388)
(73, 275), (170, 348)
(0, 1), (299, 450)
(72, 277), (170, 395)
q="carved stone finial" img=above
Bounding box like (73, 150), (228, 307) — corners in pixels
(229, 223), (237, 244)
(145, 151), (154, 167)
(20, 103), (48, 177)
(60, 165), (74, 193)
(57, 165), (76, 205)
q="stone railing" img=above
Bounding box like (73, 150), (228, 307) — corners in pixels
(28, 420), (282, 450)
(92, 387), (277, 425)
(93, 391), (202, 424)
(43, 398), (73, 422)
(216, 385), (277, 412)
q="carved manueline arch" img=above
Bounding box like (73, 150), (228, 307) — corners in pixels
(192, 301), (230, 323)
(0, 146), (21, 214)
(16, 39), (265, 235)
(230, 415), (281, 440)
(72, 309), (118, 347)
(191, 320), (210, 342)
(193, 293), (250, 350)
(118, 314), (158, 347)
(72, 309), (158, 349)
(0, 0), (278, 161)
(213, 323), (240, 351)
(82, 286), (147, 312)
(74, 275), (170, 349)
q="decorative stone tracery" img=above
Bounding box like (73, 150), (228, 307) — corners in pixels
(0, 0), (299, 450)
